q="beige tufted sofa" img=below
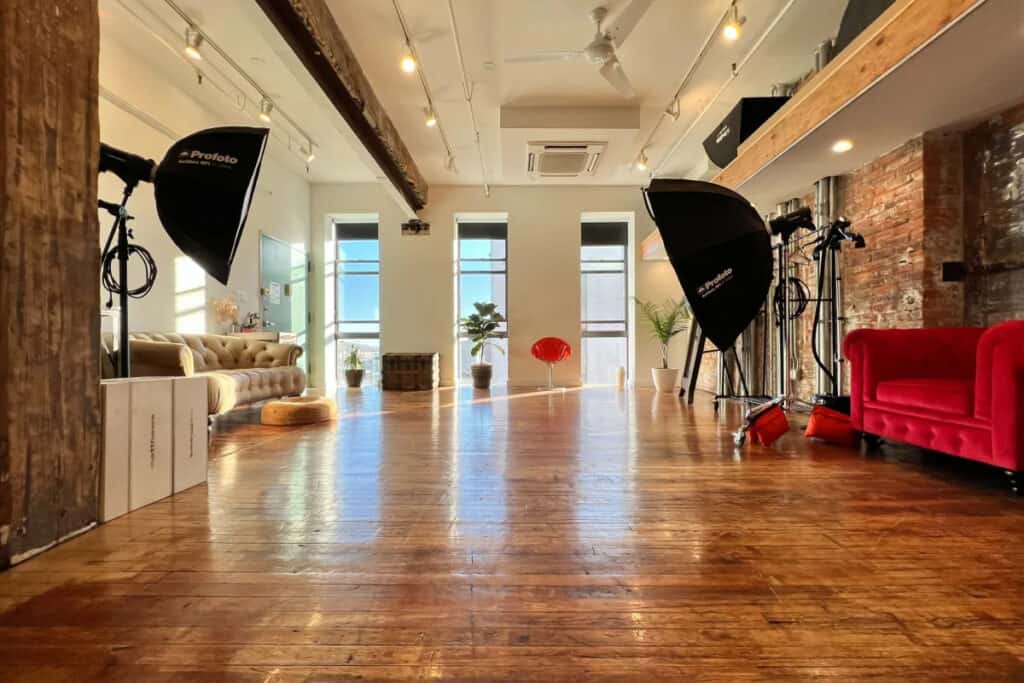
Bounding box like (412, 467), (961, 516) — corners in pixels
(107, 333), (305, 415)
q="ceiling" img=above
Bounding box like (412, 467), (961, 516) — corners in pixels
(326, 0), (849, 187)
(98, 0), (382, 185)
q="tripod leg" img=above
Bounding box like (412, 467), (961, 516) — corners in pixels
(733, 347), (751, 397)
(687, 334), (706, 405)
(679, 324), (697, 398)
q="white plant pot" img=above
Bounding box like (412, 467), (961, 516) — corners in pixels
(651, 367), (680, 393)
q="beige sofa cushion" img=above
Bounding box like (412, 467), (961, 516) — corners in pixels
(129, 332), (302, 372)
(203, 366), (306, 415)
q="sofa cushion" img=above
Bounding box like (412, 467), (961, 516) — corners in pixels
(202, 366), (306, 415)
(875, 378), (974, 416)
(129, 332), (301, 372)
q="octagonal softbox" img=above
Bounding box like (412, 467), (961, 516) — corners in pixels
(154, 126), (269, 285)
(643, 178), (772, 351)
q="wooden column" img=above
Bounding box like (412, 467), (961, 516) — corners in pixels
(0, 1), (101, 566)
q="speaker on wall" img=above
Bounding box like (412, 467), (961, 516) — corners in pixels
(702, 97), (791, 169)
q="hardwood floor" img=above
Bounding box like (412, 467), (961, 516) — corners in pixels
(1, 386), (1023, 681)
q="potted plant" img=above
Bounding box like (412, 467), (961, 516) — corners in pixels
(343, 346), (364, 388)
(636, 298), (691, 392)
(460, 302), (506, 389)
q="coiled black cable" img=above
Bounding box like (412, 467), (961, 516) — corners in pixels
(772, 276), (810, 323)
(101, 240), (158, 308)
(811, 255), (835, 389)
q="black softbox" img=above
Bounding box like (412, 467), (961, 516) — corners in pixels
(154, 127), (269, 284)
(643, 179), (773, 351)
(99, 126), (268, 376)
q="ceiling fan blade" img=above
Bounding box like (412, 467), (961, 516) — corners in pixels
(599, 56), (636, 98)
(504, 50), (585, 64)
(607, 0), (654, 47)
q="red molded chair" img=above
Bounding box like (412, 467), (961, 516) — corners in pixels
(843, 321), (1024, 492)
(531, 337), (572, 389)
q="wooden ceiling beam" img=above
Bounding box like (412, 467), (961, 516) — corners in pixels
(256, 0), (428, 210)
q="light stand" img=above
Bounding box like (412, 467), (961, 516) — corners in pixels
(96, 127), (269, 378)
(98, 195), (135, 377)
(768, 206), (816, 409)
(810, 218), (865, 410)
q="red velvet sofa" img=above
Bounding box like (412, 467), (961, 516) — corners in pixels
(843, 321), (1024, 492)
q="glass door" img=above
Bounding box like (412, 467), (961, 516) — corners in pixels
(259, 233), (308, 368)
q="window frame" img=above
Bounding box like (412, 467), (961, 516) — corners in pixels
(581, 222), (630, 382)
(334, 223), (381, 372)
(456, 221), (509, 382)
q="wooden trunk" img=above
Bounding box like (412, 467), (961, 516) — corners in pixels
(381, 353), (440, 391)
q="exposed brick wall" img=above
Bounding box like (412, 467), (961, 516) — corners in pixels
(963, 102), (1024, 326)
(788, 134), (965, 401)
(921, 132), (966, 327)
(838, 138), (927, 331)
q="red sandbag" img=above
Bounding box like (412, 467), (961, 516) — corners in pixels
(805, 405), (858, 447)
(748, 405), (789, 446)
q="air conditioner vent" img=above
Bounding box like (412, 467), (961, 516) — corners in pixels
(526, 141), (606, 179)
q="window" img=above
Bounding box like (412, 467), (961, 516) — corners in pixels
(336, 223), (381, 385)
(174, 256), (206, 334)
(457, 221), (508, 384)
(581, 222), (628, 384)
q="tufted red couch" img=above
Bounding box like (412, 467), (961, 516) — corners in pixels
(844, 321), (1024, 490)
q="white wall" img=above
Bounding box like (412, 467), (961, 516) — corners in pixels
(98, 36), (310, 337)
(309, 182), (685, 389)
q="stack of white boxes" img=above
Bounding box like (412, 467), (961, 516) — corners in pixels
(100, 375), (208, 522)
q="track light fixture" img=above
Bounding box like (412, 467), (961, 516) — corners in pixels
(445, 153), (457, 173)
(722, 2), (746, 42)
(183, 25), (204, 61)
(665, 98), (681, 121)
(305, 142), (316, 164)
(258, 98), (273, 124)
(400, 51), (417, 73)
(635, 150), (649, 172)
(424, 108), (438, 128)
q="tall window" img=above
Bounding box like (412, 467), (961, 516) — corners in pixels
(175, 256), (206, 334)
(581, 221), (628, 384)
(457, 221), (508, 384)
(336, 223), (381, 385)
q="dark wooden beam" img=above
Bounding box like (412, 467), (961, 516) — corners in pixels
(0, 0), (102, 566)
(256, 0), (428, 210)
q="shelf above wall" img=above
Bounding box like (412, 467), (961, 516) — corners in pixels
(714, 0), (1024, 210)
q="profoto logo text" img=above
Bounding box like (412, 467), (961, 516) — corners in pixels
(178, 149), (239, 165)
(697, 267), (734, 298)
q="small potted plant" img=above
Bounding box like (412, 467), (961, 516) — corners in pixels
(460, 302), (506, 389)
(343, 347), (364, 388)
(636, 298), (691, 393)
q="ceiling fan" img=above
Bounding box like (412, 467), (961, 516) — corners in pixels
(504, 0), (654, 99)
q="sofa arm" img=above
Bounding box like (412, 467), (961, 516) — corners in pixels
(978, 322), (1024, 470)
(127, 339), (194, 377)
(843, 327), (984, 429)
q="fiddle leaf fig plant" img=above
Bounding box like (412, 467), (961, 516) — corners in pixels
(460, 302), (506, 365)
(343, 346), (362, 370)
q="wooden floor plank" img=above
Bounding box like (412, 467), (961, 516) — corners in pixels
(1, 386), (1023, 681)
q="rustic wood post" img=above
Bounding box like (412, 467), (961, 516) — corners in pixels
(0, 0), (102, 566)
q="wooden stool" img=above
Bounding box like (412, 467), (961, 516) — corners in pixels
(260, 396), (338, 426)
